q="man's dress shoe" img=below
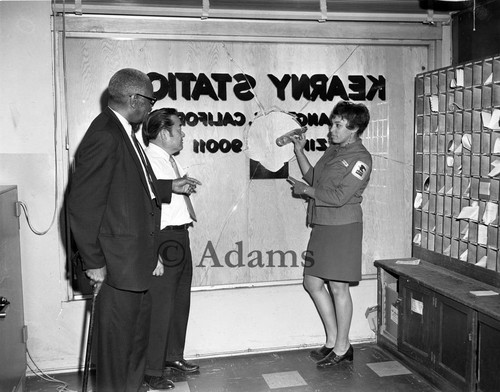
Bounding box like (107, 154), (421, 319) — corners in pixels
(143, 374), (175, 390)
(165, 359), (200, 373)
(310, 345), (334, 361)
(316, 344), (354, 368)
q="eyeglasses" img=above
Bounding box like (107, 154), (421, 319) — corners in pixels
(131, 93), (157, 106)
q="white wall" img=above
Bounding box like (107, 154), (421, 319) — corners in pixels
(187, 281), (377, 359)
(0, 0), (440, 373)
(0, 0), (82, 371)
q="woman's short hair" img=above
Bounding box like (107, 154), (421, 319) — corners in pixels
(142, 108), (179, 146)
(330, 101), (370, 136)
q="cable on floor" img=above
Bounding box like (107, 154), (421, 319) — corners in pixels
(26, 347), (80, 392)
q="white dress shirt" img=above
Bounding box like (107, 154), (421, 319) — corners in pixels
(145, 143), (193, 228)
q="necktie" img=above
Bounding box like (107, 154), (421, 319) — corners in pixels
(169, 156), (197, 222)
(131, 129), (159, 204)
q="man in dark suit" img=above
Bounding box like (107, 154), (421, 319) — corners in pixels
(68, 68), (200, 392)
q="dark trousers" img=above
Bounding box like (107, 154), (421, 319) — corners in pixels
(95, 283), (152, 392)
(145, 228), (193, 376)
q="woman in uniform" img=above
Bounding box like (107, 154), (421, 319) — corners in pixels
(289, 100), (372, 368)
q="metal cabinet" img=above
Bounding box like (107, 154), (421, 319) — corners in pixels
(0, 186), (26, 392)
(398, 278), (433, 365)
(376, 259), (500, 392)
(433, 294), (475, 391)
(477, 313), (500, 392)
(399, 277), (474, 391)
(376, 267), (399, 347)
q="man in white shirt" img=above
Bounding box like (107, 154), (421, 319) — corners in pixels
(143, 108), (201, 390)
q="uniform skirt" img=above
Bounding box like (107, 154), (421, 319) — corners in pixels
(304, 222), (363, 282)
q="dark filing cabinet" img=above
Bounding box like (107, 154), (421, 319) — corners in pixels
(0, 186), (26, 392)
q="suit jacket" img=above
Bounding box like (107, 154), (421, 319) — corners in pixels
(68, 107), (173, 291)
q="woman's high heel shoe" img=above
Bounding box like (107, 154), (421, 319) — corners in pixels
(316, 344), (353, 368)
(310, 345), (334, 361)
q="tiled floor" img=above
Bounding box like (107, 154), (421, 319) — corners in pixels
(26, 343), (438, 392)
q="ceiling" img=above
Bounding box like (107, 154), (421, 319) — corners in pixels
(53, 0), (477, 22)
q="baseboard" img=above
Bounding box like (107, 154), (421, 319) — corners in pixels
(185, 337), (377, 360)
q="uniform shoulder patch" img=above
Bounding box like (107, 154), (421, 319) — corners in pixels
(351, 161), (369, 180)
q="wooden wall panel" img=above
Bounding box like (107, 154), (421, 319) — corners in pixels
(63, 36), (427, 287)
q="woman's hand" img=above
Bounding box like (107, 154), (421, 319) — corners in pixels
(291, 133), (307, 155)
(289, 177), (313, 198)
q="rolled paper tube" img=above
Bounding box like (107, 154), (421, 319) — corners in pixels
(276, 126), (308, 146)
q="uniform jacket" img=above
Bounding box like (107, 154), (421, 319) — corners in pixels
(303, 139), (372, 226)
(68, 107), (173, 291)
